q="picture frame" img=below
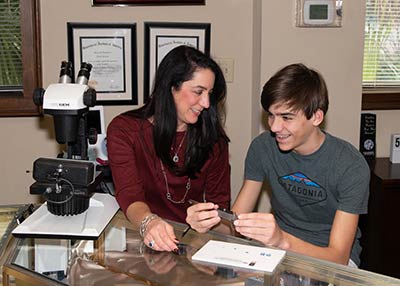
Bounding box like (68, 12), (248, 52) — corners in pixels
(67, 23), (138, 105)
(92, 0), (205, 6)
(143, 22), (210, 101)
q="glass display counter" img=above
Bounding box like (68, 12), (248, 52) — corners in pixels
(2, 210), (400, 286)
(0, 204), (34, 285)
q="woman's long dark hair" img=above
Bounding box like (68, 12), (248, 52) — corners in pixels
(126, 45), (229, 178)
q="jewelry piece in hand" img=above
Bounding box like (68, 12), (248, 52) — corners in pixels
(148, 240), (155, 248)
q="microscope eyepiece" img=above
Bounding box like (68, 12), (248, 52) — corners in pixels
(58, 61), (73, 83)
(76, 62), (93, 85)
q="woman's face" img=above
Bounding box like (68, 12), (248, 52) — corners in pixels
(172, 68), (215, 131)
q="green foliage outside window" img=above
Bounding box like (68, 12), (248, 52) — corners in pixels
(0, 0), (22, 87)
(363, 0), (400, 87)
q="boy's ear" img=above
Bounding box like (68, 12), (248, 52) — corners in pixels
(312, 109), (324, 126)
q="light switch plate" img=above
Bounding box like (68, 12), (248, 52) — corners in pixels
(215, 58), (234, 82)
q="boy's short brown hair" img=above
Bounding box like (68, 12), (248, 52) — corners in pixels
(261, 63), (329, 119)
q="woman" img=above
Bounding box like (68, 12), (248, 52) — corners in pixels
(107, 45), (230, 252)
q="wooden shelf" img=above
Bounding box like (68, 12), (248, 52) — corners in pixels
(359, 158), (400, 279)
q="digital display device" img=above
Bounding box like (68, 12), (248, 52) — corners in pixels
(303, 0), (334, 25)
(87, 106), (108, 161)
(310, 5), (328, 20)
(87, 106), (105, 135)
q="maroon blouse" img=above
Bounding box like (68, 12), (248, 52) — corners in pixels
(107, 114), (231, 223)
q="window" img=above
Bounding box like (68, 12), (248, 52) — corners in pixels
(362, 0), (400, 110)
(0, 0), (41, 116)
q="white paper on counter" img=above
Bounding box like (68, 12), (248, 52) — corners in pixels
(192, 240), (286, 273)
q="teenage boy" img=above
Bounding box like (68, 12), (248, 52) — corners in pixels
(187, 63), (370, 267)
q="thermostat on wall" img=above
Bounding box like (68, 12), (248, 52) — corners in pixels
(304, 0), (334, 25)
(296, 0), (342, 27)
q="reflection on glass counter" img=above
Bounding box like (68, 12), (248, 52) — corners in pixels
(0, 205), (33, 254)
(2, 211), (400, 286)
(0, 204), (34, 285)
(0, 208), (20, 252)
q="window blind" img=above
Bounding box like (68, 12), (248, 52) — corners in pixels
(363, 0), (400, 89)
(0, 0), (23, 89)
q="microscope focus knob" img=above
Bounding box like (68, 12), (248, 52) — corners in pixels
(33, 88), (45, 106)
(83, 88), (96, 107)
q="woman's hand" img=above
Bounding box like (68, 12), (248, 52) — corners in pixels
(233, 212), (289, 249)
(143, 217), (180, 252)
(186, 202), (221, 233)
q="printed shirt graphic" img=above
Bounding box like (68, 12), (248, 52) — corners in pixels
(278, 172), (327, 206)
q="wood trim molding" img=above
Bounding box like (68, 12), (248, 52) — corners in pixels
(0, 0), (42, 117)
(362, 92), (400, 110)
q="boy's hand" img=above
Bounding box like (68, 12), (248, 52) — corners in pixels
(233, 212), (289, 249)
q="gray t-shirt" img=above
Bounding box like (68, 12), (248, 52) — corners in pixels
(245, 131), (370, 266)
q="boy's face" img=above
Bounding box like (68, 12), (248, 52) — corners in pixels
(267, 102), (324, 155)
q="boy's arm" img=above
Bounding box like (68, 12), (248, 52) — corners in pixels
(232, 179), (264, 213)
(282, 210), (359, 265)
(235, 209), (358, 265)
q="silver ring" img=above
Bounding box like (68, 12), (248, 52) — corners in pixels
(148, 240), (155, 248)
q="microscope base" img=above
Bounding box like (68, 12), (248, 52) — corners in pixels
(12, 193), (119, 240)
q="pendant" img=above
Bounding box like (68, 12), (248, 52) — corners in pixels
(173, 154), (179, 163)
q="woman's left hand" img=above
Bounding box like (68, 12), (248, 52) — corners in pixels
(186, 202), (221, 233)
(143, 217), (180, 252)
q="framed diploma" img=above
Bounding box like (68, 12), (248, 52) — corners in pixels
(144, 22), (210, 101)
(67, 23), (138, 105)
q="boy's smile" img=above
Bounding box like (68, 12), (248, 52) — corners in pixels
(267, 102), (325, 155)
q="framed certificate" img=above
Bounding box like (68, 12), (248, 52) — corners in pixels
(144, 22), (210, 101)
(67, 23), (138, 105)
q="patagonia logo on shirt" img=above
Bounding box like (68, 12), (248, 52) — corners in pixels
(278, 172), (327, 206)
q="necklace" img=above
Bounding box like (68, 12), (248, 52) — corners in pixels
(160, 159), (191, 204)
(172, 132), (186, 163)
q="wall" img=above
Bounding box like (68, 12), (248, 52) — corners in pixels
(261, 1), (364, 142)
(372, 111), (400, 157)
(254, 1), (371, 211)
(0, 0), (398, 206)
